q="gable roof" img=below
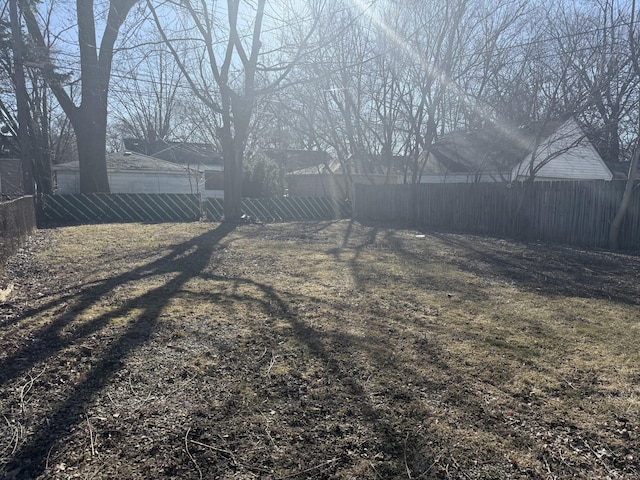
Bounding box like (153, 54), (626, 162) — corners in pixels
(424, 118), (568, 175)
(53, 151), (198, 173)
(606, 161), (630, 180)
(512, 118), (613, 180)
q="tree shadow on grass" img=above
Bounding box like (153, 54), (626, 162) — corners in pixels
(219, 277), (450, 477)
(426, 231), (640, 306)
(3, 222), (236, 479)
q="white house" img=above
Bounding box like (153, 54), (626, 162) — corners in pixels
(53, 151), (204, 195)
(418, 117), (613, 184)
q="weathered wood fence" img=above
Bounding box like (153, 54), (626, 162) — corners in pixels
(0, 196), (37, 273)
(353, 181), (640, 249)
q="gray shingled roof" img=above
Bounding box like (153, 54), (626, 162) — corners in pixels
(53, 152), (197, 173)
(423, 119), (568, 175)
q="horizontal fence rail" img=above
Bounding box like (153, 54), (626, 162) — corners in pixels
(205, 196), (351, 222)
(354, 181), (640, 249)
(38, 193), (202, 226)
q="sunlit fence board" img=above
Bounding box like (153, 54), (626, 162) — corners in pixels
(204, 197), (351, 222)
(38, 193), (201, 226)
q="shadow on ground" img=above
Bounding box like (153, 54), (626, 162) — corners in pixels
(3, 223), (236, 479)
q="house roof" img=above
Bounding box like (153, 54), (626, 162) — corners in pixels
(605, 161), (630, 180)
(53, 151), (199, 173)
(423, 118), (570, 175)
(123, 138), (222, 166)
(263, 149), (331, 172)
(289, 154), (395, 176)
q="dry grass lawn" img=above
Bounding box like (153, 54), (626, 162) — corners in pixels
(0, 220), (638, 479)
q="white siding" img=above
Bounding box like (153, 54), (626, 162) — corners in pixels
(412, 172), (511, 184)
(513, 119), (613, 181)
(108, 171), (200, 194)
(54, 171), (201, 194)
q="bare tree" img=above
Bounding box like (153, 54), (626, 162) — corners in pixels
(19, 0), (139, 193)
(111, 47), (186, 145)
(147, 0), (321, 220)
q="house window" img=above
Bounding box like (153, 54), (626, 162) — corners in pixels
(205, 170), (224, 190)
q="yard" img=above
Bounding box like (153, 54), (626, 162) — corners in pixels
(0, 220), (638, 479)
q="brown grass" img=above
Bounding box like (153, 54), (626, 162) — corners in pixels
(0, 220), (638, 479)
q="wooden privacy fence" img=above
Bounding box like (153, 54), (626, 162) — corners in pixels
(38, 193), (202, 226)
(1, 196), (37, 273)
(204, 196), (351, 222)
(354, 181), (640, 249)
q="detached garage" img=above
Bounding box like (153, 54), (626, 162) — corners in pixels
(53, 151), (203, 194)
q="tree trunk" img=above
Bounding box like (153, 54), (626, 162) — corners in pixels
(222, 146), (243, 221)
(608, 144), (639, 250)
(19, 0), (135, 194)
(75, 117), (110, 193)
(69, 87), (109, 193)
(10, 0), (34, 194)
(221, 105), (242, 221)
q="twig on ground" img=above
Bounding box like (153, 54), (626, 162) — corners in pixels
(85, 413), (96, 457)
(1, 414), (19, 456)
(584, 440), (613, 475)
(188, 438), (271, 474)
(128, 372), (137, 396)
(404, 432), (413, 479)
(19, 367), (46, 414)
(449, 455), (472, 480)
(557, 373), (576, 390)
(277, 458), (338, 479)
(369, 461), (384, 479)
(106, 392), (120, 408)
(188, 438), (236, 458)
(264, 351), (276, 376)
(260, 413), (279, 450)
(44, 443), (55, 471)
(184, 428), (203, 480)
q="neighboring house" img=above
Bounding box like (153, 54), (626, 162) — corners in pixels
(287, 154), (397, 198)
(263, 149), (332, 172)
(123, 138), (223, 198)
(605, 161), (630, 180)
(53, 151), (203, 195)
(419, 117), (613, 183)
